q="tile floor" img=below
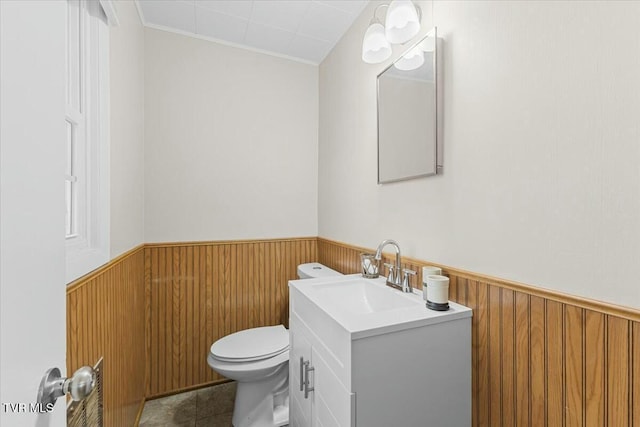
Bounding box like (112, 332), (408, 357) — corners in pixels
(139, 382), (236, 427)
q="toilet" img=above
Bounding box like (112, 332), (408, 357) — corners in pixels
(207, 262), (342, 427)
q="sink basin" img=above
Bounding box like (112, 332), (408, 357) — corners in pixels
(289, 274), (472, 339)
(309, 279), (418, 314)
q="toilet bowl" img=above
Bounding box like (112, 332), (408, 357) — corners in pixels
(207, 262), (342, 427)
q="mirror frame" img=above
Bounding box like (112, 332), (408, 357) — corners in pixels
(377, 27), (438, 184)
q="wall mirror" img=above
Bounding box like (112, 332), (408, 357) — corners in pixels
(377, 27), (438, 184)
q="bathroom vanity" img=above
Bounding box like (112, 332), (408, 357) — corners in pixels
(288, 275), (472, 427)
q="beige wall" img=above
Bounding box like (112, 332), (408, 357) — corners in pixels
(144, 28), (318, 242)
(319, 1), (640, 308)
(110, 1), (145, 258)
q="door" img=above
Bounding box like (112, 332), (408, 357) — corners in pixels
(1, 1), (67, 426)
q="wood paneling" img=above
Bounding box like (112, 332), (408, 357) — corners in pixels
(67, 246), (146, 427)
(467, 280), (479, 427)
(317, 237), (640, 427)
(68, 236), (640, 427)
(488, 285), (502, 424)
(585, 310), (606, 426)
(145, 238), (317, 397)
(514, 292), (529, 426)
(634, 323), (640, 426)
(608, 317), (630, 425)
(477, 282), (490, 426)
(501, 288), (515, 426)
(529, 296), (545, 426)
(546, 300), (564, 426)
(564, 305), (583, 427)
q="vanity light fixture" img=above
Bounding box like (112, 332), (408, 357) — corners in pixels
(361, 0), (422, 64)
(361, 4), (392, 63)
(385, 0), (421, 44)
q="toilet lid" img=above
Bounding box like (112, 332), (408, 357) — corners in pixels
(210, 325), (289, 362)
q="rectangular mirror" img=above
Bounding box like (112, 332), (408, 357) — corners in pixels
(377, 27), (438, 184)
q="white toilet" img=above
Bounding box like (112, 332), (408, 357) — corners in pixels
(207, 262), (342, 427)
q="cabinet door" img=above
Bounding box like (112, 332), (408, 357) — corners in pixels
(290, 311), (355, 427)
(312, 347), (355, 427)
(290, 315), (312, 427)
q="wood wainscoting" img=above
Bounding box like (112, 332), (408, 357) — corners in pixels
(67, 237), (639, 426)
(66, 246), (146, 427)
(144, 237), (317, 398)
(317, 238), (640, 427)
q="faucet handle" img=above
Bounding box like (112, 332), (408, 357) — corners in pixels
(383, 263), (396, 282)
(402, 268), (417, 290)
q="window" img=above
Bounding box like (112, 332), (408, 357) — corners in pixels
(65, 0), (109, 283)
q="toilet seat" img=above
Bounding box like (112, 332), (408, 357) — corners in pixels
(208, 348), (289, 377)
(210, 325), (289, 363)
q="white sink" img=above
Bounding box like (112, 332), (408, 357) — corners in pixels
(308, 279), (419, 314)
(289, 274), (472, 339)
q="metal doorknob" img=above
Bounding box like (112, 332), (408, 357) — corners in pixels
(67, 366), (95, 401)
(37, 366), (96, 407)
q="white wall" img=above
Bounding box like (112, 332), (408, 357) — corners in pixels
(110, 1), (145, 258)
(319, 1), (640, 308)
(144, 28), (318, 242)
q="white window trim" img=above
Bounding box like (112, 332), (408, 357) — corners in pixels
(66, 0), (110, 283)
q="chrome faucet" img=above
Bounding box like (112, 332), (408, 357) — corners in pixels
(374, 239), (414, 293)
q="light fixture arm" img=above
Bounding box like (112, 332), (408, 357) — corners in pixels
(371, 2), (422, 25)
(370, 4), (389, 25)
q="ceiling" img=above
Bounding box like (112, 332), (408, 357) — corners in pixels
(135, 0), (370, 64)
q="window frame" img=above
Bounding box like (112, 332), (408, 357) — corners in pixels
(65, 0), (110, 283)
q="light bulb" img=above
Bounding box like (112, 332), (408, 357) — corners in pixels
(362, 22), (392, 64)
(385, 0), (420, 44)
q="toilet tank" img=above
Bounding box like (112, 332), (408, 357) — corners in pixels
(297, 262), (342, 279)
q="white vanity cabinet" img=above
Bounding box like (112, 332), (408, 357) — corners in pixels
(289, 276), (472, 427)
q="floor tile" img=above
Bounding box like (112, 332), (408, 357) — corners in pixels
(194, 412), (233, 427)
(140, 389), (198, 426)
(140, 419), (195, 427)
(196, 382), (236, 419)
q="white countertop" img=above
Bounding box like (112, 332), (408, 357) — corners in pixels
(289, 274), (472, 340)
